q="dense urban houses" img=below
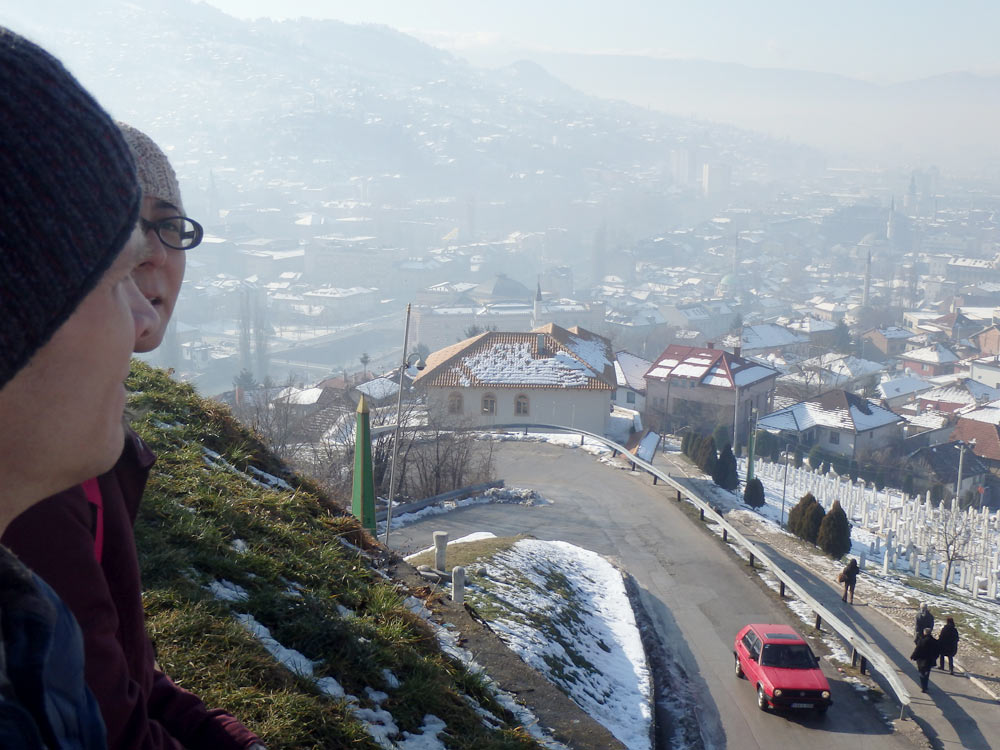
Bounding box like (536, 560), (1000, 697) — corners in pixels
(971, 323), (1000, 356)
(756, 389), (904, 459)
(906, 442), (989, 498)
(414, 323), (615, 434)
(643, 344), (779, 442)
(971, 355), (1000, 389)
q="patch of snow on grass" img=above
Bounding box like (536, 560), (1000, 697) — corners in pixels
(397, 715), (448, 750)
(382, 488), (547, 533)
(405, 532), (497, 561)
(206, 579), (249, 603)
(470, 539), (652, 750)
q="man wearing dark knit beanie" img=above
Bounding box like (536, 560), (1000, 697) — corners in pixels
(0, 26), (158, 749)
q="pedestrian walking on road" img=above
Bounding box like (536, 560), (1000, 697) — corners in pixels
(937, 617), (959, 674)
(839, 558), (859, 604)
(911, 628), (940, 692)
(914, 603), (934, 643)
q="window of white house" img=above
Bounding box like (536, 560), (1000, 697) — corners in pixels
(481, 394), (497, 415)
(515, 394), (529, 416)
(829, 430), (840, 445)
(448, 392), (463, 414)
(626, 391), (636, 404)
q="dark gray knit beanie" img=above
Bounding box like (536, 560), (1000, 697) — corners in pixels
(0, 27), (140, 389)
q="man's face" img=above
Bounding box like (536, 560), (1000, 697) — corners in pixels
(0, 228), (157, 517)
(133, 195), (187, 353)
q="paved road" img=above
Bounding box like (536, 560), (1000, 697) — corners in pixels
(389, 442), (912, 750)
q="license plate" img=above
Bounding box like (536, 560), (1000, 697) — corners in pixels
(791, 703), (813, 709)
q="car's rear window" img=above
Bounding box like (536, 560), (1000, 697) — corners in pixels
(764, 633), (800, 640)
(760, 643), (815, 668)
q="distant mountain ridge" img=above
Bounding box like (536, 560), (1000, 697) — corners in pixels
(511, 50), (1000, 170)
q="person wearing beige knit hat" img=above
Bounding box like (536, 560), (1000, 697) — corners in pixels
(117, 121), (203, 354)
(3, 123), (265, 750)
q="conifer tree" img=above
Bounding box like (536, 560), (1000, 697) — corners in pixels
(743, 477), (765, 509)
(697, 436), (718, 475)
(788, 492), (817, 537)
(681, 431), (692, 457)
(713, 443), (739, 490)
(817, 500), (852, 558)
(802, 500), (826, 544)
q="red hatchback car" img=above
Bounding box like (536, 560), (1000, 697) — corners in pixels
(734, 623), (832, 714)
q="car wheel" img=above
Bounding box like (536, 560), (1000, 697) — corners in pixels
(757, 685), (769, 712)
(734, 653), (744, 679)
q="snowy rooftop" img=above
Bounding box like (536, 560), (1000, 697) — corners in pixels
(645, 345), (779, 389)
(614, 351), (652, 392)
(722, 324), (808, 352)
(901, 343), (959, 365)
(878, 375), (932, 400)
(416, 324), (614, 390)
(356, 377), (400, 401)
(757, 390), (903, 434)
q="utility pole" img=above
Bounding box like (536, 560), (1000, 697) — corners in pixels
(383, 303), (412, 547)
(781, 444), (790, 527)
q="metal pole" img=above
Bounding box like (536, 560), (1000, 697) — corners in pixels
(383, 303), (411, 547)
(732, 385), (740, 453)
(781, 446), (790, 526)
(955, 441), (965, 507)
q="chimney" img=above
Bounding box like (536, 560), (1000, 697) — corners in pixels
(734, 346), (741, 358)
(536, 333), (546, 355)
(707, 341), (714, 349)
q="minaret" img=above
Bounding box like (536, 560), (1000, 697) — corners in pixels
(351, 395), (376, 533)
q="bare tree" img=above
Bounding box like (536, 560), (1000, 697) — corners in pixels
(232, 373), (310, 461)
(400, 420), (495, 500)
(933, 507), (975, 592)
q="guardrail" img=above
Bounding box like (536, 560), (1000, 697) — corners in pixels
(478, 422), (913, 718)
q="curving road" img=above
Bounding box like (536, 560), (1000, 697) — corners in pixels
(388, 442), (914, 750)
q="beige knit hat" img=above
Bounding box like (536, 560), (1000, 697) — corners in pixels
(116, 121), (182, 212)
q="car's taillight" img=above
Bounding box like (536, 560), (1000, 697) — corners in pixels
(821, 691), (830, 700)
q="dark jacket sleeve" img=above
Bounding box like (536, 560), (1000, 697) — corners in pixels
(1, 489), (184, 750)
(149, 672), (260, 750)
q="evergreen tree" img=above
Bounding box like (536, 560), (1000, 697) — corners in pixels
(701, 439), (718, 477)
(694, 435), (716, 472)
(743, 477), (765, 509)
(802, 501), (826, 544)
(793, 446), (804, 469)
(712, 424), (731, 453)
(713, 443), (739, 491)
(788, 492), (818, 538)
(681, 431), (692, 457)
(817, 500), (852, 558)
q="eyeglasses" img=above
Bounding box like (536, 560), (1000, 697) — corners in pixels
(140, 215), (204, 250)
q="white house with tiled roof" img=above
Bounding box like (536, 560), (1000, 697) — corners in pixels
(643, 343), (779, 442)
(415, 324), (615, 434)
(757, 390), (903, 459)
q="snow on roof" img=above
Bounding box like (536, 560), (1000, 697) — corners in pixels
(901, 344), (959, 365)
(876, 326), (915, 340)
(614, 351), (652, 392)
(758, 391), (902, 434)
(416, 326), (614, 390)
(736, 324), (809, 351)
(645, 345), (779, 389)
(356, 377), (400, 401)
(878, 376), (932, 400)
(783, 317), (837, 334)
(959, 403), (1000, 425)
(274, 387), (323, 406)
(903, 411), (951, 430)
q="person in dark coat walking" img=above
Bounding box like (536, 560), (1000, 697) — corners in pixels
(937, 617), (959, 674)
(840, 558), (859, 604)
(914, 603), (934, 643)
(911, 628), (940, 692)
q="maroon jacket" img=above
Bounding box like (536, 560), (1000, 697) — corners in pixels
(2, 429), (261, 750)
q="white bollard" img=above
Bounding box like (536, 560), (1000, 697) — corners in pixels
(452, 566), (466, 604)
(883, 550), (891, 574)
(859, 551), (866, 570)
(433, 531), (449, 572)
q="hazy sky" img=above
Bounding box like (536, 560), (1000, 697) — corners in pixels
(201, 0), (1000, 83)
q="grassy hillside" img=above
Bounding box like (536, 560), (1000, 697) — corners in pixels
(126, 361), (544, 750)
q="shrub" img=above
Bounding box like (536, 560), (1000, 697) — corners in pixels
(681, 431), (692, 457)
(712, 424), (731, 453)
(793, 447), (803, 469)
(816, 500), (852, 557)
(695, 436), (717, 474)
(713, 443), (739, 491)
(801, 501), (826, 544)
(743, 477), (765, 509)
(786, 492), (815, 535)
